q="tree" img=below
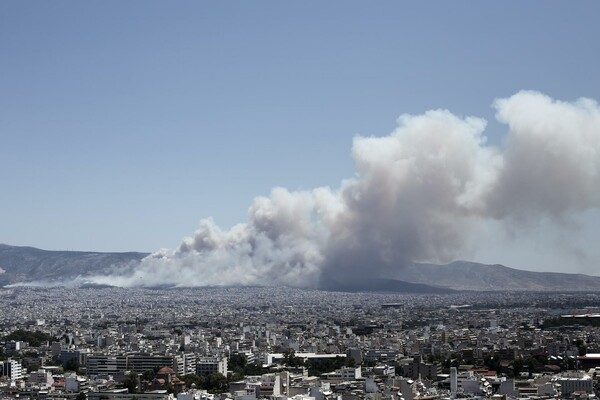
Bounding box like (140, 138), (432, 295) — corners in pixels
(282, 349), (296, 365)
(282, 349), (303, 368)
(205, 373), (228, 393)
(4, 330), (54, 347)
(526, 357), (542, 376)
(142, 370), (155, 381)
(229, 354), (269, 377)
(512, 358), (524, 377)
(64, 358), (80, 373)
(565, 357), (577, 370)
(165, 383), (176, 394)
(123, 373), (138, 394)
(229, 354), (247, 372)
(181, 374), (204, 389)
(27, 364), (41, 373)
(484, 356), (500, 372)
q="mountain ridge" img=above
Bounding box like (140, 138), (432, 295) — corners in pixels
(395, 260), (600, 291)
(1, 244), (598, 292)
(0, 243), (148, 287)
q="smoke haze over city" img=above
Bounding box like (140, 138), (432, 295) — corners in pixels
(87, 91), (600, 288)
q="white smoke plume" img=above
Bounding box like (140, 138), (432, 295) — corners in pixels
(91, 91), (600, 288)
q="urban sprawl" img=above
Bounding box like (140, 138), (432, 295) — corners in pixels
(2, 287), (600, 400)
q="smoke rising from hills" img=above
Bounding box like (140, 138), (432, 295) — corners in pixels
(90, 91), (600, 288)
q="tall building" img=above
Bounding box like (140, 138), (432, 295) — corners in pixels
(126, 354), (177, 374)
(87, 355), (128, 376)
(0, 359), (23, 381)
(450, 367), (457, 394)
(196, 357), (228, 376)
(403, 358), (441, 380)
(173, 353), (197, 376)
(559, 373), (593, 396)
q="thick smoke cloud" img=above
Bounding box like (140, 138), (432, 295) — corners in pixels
(490, 93), (600, 220)
(90, 91), (600, 288)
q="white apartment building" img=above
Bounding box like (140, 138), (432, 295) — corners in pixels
(559, 373), (593, 396)
(0, 359), (22, 381)
(196, 357), (228, 376)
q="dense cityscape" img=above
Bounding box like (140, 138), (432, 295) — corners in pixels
(2, 287), (600, 400)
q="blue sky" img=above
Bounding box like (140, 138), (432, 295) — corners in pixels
(1, 2), (600, 274)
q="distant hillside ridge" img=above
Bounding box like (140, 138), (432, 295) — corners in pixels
(1, 244), (598, 292)
(0, 243), (148, 287)
(395, 261), (600, 291)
